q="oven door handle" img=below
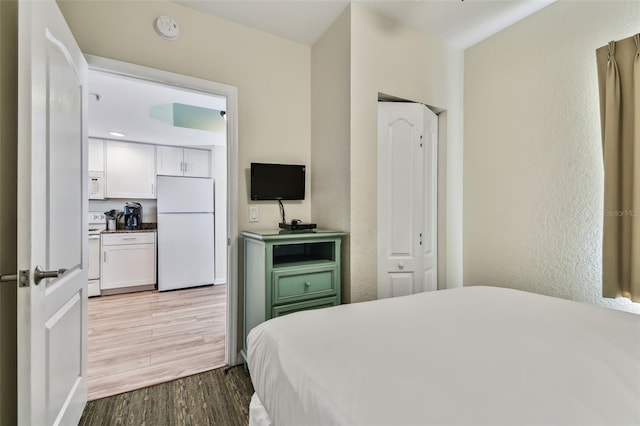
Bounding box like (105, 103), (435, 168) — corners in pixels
(89, 235), (100, 240)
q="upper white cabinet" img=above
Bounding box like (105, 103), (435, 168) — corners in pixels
(157, 146), (210, 178)
(105, 141), (156, 199)
(88, 138), (104, 172)
(156, 146), (183, 176)
(183, 148), (210, 177)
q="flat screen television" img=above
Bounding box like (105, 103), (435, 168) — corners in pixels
(250, 163), (305, 200)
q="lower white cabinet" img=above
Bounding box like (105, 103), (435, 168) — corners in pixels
(101, 232), (156, 291)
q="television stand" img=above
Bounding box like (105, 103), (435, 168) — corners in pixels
(240, 229), (346, 363)
(279, 222), (317, 231)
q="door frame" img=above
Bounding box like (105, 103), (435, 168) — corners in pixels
(85, 55), (240, 365)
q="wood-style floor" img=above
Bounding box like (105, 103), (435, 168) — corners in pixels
(88, 285), (226, 401)
(80, 366), (254, 426)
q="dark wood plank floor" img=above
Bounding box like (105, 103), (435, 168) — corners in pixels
(80, 366), (254, 426)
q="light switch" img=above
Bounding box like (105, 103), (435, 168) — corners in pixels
(249, 206), (259, 223)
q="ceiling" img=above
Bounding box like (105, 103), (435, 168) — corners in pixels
(174, 0), (556, 48)
(89, 1), (556, 147)
(88, 70), (227, 147)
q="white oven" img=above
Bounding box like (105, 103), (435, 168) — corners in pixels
(88, 212), (106, 297)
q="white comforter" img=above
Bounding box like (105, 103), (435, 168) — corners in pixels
(247, 286), (640, 425)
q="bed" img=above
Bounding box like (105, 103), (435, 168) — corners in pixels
(246, 286), (640, 425)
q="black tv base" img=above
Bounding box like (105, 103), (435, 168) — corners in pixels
(279, 222), (317, 231)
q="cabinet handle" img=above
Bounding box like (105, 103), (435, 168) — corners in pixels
(122, 237), (137, 240)
(184, 162), (188, 173)
(103, 251), (107, 263)
(152, 183), (155, 195)
(180, 161), (184, 172)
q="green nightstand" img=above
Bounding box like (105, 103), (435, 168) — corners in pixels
(241, 229), (346, 362)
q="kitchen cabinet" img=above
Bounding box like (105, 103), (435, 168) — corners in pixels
(240, 230), (346, 361)
(183, 148), (210, 177)
(105, 141), (156, 199)
(88, 138), (104, 172)
(89, 139), (105, 200)
(101, 231), (156, 292)
(156, 145), (210, 178)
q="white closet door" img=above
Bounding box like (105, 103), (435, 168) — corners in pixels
(421, 106), (438, 292)
(377, 102), (438, 298)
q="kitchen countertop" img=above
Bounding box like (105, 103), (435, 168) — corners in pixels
(101, 229), (157, 234)
(101, 222), (157, 234)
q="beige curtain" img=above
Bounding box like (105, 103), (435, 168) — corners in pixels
(596, 34), (639, 302)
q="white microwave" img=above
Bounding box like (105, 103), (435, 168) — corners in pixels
(89, 171), (105, 200)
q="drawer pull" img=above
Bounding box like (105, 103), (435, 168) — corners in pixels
(122, 237), (137, 240)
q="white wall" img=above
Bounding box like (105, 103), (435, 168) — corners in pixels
(349, 3), (464, 302)
(464, 1), (640, 313)
(311, 7), (352, 301)
(58, 0), (312, 232)
(0, 0), (17, 422)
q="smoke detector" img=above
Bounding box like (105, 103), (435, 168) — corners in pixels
(154, 16), (180, 40)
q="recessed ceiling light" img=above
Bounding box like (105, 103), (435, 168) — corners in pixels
(109, 131), (125, 137)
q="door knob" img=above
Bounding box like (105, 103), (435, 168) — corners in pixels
(34, 265), (67, 285)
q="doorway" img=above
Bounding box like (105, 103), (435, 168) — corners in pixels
(85, 56), (239, 399)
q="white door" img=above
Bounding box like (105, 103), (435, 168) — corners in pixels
(105, 141), (156, 198)
(102, 244), (156, 289)
(88, 138), (104, 172)
(158, 213), (215, 291)
(17, 0), (88, 424)
(156, 145), (184, 176)
(88, 236), (100, 281)
(183, 148), (211, 178)
(157, 176), (214, 213)
(377, 102), (438, 298)
(421, 107), (438, 292)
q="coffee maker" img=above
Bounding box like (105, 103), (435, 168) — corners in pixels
(123, 202), (142, 230)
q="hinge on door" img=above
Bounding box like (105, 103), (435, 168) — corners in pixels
(227, 238), (231, 246)
(419, 135), (423, 147)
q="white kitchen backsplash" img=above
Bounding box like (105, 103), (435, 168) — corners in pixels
(88, 199), (157, 225)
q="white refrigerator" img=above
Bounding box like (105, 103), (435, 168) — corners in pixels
(157, 176), (215, 291)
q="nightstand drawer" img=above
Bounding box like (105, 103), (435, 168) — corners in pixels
(272, 296), (338, 317)
(272, 265), (337, 305)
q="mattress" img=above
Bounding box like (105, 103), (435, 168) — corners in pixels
(247, 286), (640, 425)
